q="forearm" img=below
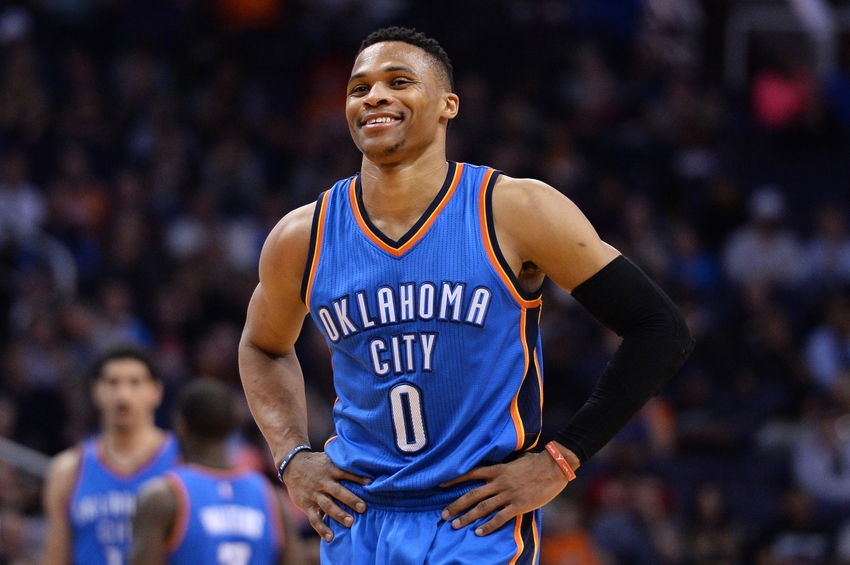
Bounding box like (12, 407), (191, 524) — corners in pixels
(556, 256), (694, 463)
(239, 338), (311, 464)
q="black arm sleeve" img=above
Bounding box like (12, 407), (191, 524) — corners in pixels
(554, 255), (695, 464)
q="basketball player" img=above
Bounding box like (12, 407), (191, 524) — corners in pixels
(42, 346), (180, 565)
(129, 378), (308, 565)
(239, 26), (694, 563)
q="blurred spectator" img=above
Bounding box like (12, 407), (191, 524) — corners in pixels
(0, 35), (50, 141)
(587, 473), (683, 565)
(45, 144), (110, 285)
(804, 291), (850, 394)
(640, 0), (704, 72)
(214, 0), (284, 32)
(540, 496), (607, 565)
(0, 152), (45, 248)
(749, 488), (835, 565)
(620, 192), (671, 282)
(0, 507), (39, 564)
(791, 396), (850, 517)
(804, 206), (850, 289)
(685, 482), (743, 565)
(668, 221), (721, 299)
(751, 50), (818, 132)
(722, 185), (806, 290)
(825, 37), (850, 130)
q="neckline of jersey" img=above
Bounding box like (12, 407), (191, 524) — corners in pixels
(93, 432), (174, 478)
(351, 161), (462, 257)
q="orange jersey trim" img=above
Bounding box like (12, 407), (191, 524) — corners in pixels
(323, 435), (339, 450)
(477, 169), (542, 309)
(525, 359), (543, 450)
(304, 190), (331, 310)
(509, 307), (544, 452)
(510, 308), (530, 451)
(531, 512), (540, 564)
(349, 163), (464, 257)
(509, 514), (525, 565)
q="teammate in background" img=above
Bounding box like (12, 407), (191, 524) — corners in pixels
(239, 26), (694, 563)
(130, 377), (308, 565)
(42, 345), (180, 565)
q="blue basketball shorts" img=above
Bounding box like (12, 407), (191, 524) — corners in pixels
(320, 505), (541, 565)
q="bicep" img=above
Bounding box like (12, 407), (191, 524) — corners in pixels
(242, 205), (314, 356)
(242, 281), (308, 356)
(493, 177), (620, 292)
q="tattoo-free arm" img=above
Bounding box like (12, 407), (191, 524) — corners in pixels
(41, 449), (79, 565)
(130, 478), (176, 565)
(239, 203), (370, 542)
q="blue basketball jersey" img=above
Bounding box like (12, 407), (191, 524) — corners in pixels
(303, 162), (544, 508)
(69, 433), (180, 565)
(165, 465), (283, 565)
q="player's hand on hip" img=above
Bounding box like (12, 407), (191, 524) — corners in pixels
(282, 451), (371, 542)
(440, 450), (570, 536)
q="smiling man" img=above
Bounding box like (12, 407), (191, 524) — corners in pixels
(239, 26), (694, 564)
(42, 346), (180, 565)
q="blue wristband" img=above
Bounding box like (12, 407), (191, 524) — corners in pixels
(277, 444), (312, 483)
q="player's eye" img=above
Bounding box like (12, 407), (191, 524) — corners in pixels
(350, 84), (369, 96)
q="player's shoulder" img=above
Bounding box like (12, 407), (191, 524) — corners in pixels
(259, 202), (317, 272)
(135, 474), (178, 524)
(268, 202), (317, 247)
(492, 173), (572, 215)
(43, 446), (84, 502)
(48, 445), (83, 480)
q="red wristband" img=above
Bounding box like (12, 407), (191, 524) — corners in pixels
(545, 441), (576, 482)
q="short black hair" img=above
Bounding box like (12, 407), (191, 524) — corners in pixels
(359, 26), (454, 92)
(175, 378), (236, 441)
(90, 344), (157, 383)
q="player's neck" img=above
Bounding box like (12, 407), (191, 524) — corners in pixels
(183, 441), (230, 470)
(100, 424), (164, 469)
(359, 151), (449, 238)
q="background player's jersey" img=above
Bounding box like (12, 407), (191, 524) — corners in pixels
(69, 433), (180, 565)
(304, 161), (545, 507)
(165, 465), (283, 565)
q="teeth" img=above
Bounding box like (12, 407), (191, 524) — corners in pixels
(367, 117), (396, 125)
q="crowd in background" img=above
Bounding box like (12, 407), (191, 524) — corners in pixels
(1, 0), (850, 563)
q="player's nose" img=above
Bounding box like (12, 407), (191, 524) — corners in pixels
(363, 82), (393, 107)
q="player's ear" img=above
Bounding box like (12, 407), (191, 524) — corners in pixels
(442, 92), (459, 121)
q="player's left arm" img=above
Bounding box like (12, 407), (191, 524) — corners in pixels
(442, 176), (694, 535)
(130, 478), (176, 565)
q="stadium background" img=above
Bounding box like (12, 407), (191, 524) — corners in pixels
(1, 0), (850, 563)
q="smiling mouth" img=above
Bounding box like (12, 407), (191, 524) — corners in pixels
(362, 116), (401, 127)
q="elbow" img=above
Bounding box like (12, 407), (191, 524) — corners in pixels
(671, 304), (695, 366)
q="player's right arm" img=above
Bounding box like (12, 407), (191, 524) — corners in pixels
(41, 448), (80, 565)
(239, 203), (370, 542)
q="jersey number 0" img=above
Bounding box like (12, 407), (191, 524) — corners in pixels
(389, 383), (428, 453)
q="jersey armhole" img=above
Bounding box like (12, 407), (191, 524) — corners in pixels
(65, 443), (87, 521)
(300, 190), (330, 308)
(479, 170), (544, 306)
